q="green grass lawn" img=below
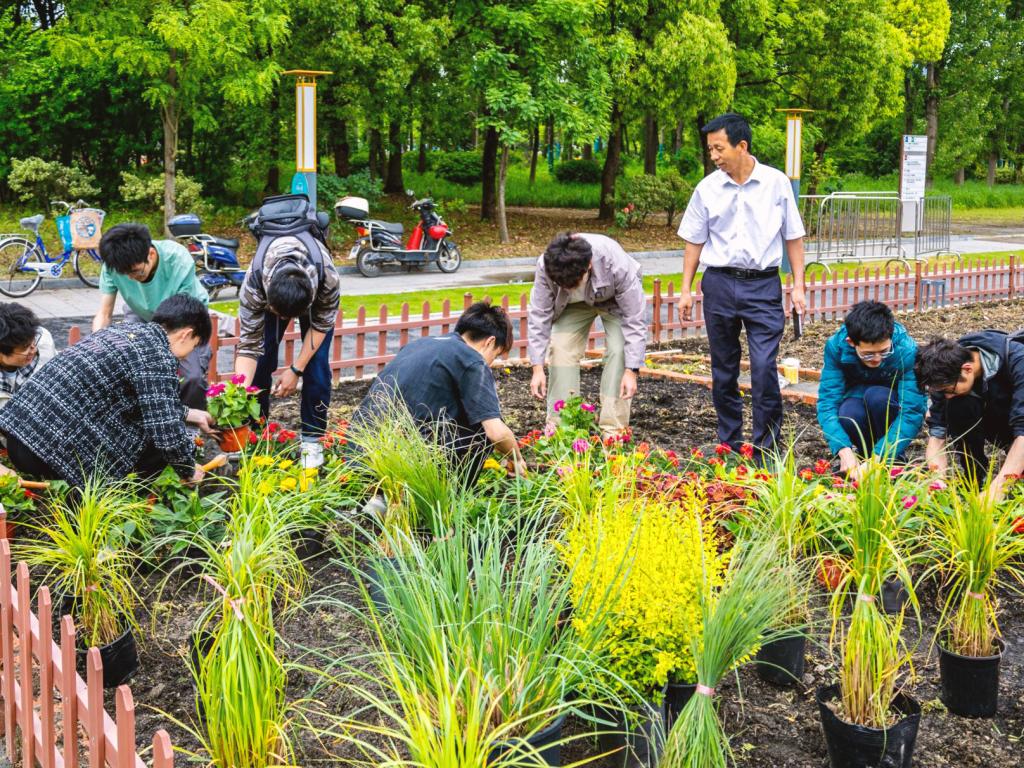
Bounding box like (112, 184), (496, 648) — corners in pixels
(208, 250), (1015, 319)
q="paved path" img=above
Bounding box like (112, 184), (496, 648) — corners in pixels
(13, 235), (1024, 320)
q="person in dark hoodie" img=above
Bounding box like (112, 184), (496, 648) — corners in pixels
(915, 330), (1024, 500)
(817, 301), (927, 477)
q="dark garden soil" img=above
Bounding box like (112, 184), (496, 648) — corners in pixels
(107, 366), (1024, 767)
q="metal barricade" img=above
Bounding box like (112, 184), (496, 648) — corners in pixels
(913, 195), (956, 259)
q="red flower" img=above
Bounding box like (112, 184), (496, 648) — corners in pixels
(636, 442), (650, 456)
(754, 471), (771, 481)
(691, 448), (705, 459)
(799, 468), (814, 481)
(715, 443), (732, 456)
(267, 422), (280, 433)
(739, 443), (754, 460)
(814, 459), (831, 475)
(832, 476), (846, 488)
(708, 457), (725, 467)
(22, 489), (38, 500)
(1013, 517), (1024, 534)
(248, 432), (257, 444)
(735, 464), (748, 477)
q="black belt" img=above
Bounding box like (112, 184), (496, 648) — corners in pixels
(705, 265), (779, 280)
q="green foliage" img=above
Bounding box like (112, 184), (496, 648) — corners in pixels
(553, 158), (602, 184)
(317, 171), (383, 204)
(0, 474), (36, 515)
(433, 151), (483, 185)
(118, 171), (206, 214)
(614, 171), (693, 228)
(8, 157), (100, 207)
(206, 378), (261, 428)
(146, 466), (228, 557)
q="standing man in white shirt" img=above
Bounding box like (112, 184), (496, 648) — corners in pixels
(677, 113), (807, 459)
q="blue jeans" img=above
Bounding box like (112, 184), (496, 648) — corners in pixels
(838, 386), (901, 459)
(252, 314), (332, 438)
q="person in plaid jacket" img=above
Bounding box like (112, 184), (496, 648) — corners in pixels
(0, 295), (216, 486)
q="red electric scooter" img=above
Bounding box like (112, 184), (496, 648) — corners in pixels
(334, 194), (462, 277)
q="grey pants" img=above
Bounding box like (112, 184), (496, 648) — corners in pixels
(124, 308), (212, 410)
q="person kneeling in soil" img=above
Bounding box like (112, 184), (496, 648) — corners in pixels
(352, 302), (525, 480)
(0, 295), (217, 487)
(816, 300), (926, 478)
(0, 303), (55, 412)
(528, 232), (646, 435)
(915, 331), (1024, 502)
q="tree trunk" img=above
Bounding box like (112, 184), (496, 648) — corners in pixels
(563, 132), (573, 162)
(644, 114), (658, 175)
(266, 89), (280, 194)
(987, 152), (997, 186)
(903, 70), (915, 136)
(497, 145), (510, 243)
(924, 62), (939, 187)
(333, 118), (351, 177)
(671, 122), (682, 155)
(481, 125), (498, 221)
(417, 118), (428, 174)
(696, 113), (713, 175)
(545, 117), (555, 172)
(598, 103), (623, 220)
(384, 119), (405, 194)
(954, 167), (965, 186)
(161, 60), (180, 235)
(806, 141), (828, 197)
(368, 127), (382, 180)
(529, 123), (539, 184)
(582, 140), (592, 160)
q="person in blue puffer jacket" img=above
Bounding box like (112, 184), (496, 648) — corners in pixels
(816, 300), (927, 476)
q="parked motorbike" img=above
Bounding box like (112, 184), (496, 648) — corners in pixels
(168, 213), (246, 299)
(334, 193), (462, 278)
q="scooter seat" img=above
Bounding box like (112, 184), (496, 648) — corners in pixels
(208, 235), (239, 250)
(368, 220), (404, 235)
(20, 214), (44, 231)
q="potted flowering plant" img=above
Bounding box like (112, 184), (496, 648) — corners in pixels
(0, 473), (37, 538)
(207, 374), (261, 452)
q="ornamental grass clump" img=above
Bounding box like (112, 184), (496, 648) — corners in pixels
(661, 533), (798, 768)
(17, 476), (148, 647)
(560, 469), (726, 701)
(924, 473), (1024, 657)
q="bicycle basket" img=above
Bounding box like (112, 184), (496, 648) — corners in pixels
(56, 215), (73, 251)
(70, 208), (105, 249)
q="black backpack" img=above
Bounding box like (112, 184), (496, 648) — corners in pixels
(246, 194), (331, 283)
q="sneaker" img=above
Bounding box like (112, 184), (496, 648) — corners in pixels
(300, 440), (324, 469)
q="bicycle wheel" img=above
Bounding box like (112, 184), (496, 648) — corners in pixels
(73, 248), (103, 288)
(0, 238), (43, 298)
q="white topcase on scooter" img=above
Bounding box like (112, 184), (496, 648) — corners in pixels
(334, 196), (369, 220)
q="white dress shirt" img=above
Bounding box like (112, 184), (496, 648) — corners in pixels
(677, 159), (806, 270)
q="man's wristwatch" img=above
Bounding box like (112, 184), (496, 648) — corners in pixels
(289, 364), (304, 378)
(629, 367), (640, 373)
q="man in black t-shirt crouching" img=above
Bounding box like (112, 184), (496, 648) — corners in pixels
(353, 302), (526, 480)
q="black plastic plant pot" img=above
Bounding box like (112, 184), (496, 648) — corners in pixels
(816, 684), (920, 768)
(363, 556), (401, 615)
(881, 578), (909, 615)
(594, 695), (666, 768)
(756, 634), (806, 686)
(938, 637), (1005, 718)
(77, 627), (139, 689)
(664, 681), (696, 729)
(488, 713), (567, 766)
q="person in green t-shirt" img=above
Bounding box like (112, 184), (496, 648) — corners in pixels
(92, 223), (211, 409)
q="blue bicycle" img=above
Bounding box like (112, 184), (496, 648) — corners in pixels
(0, 200), (104, 297)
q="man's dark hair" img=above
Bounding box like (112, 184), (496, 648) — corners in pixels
(543, 232), (592, 289)
(99, 223), (152, 274)
(844, 300), (895, 345)
(267, 265), (314, 319)
(701, 113), (753, 152)
(455, 301), (514, 354)
(915, 337), (973, 391)
(152, 294), (212, 346)
(0, 303), (40, 355)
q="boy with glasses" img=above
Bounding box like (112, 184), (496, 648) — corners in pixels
(915, 331), (1024, 500)
(0, 304), (55, 412)
(817, 300), (926, 477)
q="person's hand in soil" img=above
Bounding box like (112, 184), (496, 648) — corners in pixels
(530, 364), (547, 400)
(189, 464), (205, 484)
(678, 292), (693, 323)
(272, 368), (301, 398)
(186, 408), (220, 435)
(620, 369), (638, 399)
(837, 447), (860, 478)
(505, 452), (528, 478)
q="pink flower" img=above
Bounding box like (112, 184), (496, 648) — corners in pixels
(902, 495), (918, 509)
(553, 400), (565, 413)
(571, 438), (590, 454)
(246, 385), (260, 393)
(929, 479), (946, 491)
(890, 467), (905, 478)
(580, 402), (596, 413)
(230, 374), (246, 385)
(206, 383), (226, 397)
(556, 466), (569, 477)
(543, 423), (556, 438)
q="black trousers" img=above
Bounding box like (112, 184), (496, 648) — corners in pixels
(701, 267), (785, 457)
(945, 395), (1011, 485)
(3, 431), (177, 485)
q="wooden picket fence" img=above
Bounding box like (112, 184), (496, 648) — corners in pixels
(66, 254), (1024, 382)
(0, 509), (173, 768)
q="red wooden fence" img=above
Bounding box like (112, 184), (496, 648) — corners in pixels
(0, 509), (173, 768)
(66, 254), (1022, 381)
